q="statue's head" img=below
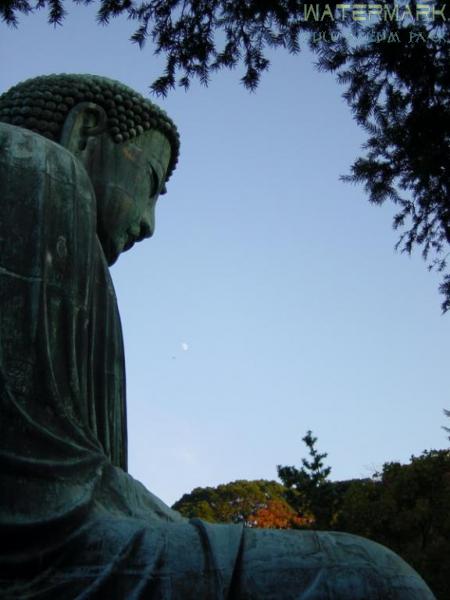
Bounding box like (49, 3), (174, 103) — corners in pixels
(0, 74), (180, 265)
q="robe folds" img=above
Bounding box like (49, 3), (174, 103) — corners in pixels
(0, 123), (436, 600)
(0, 123), (243, 599)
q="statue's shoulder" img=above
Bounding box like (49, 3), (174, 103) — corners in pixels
(0, 121), (62, 155)
(0, 122), (98, 280)
(0, 123), (96, 258)
(0, 122), (92, 192)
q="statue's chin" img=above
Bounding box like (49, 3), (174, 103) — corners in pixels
(99, 233), (137, 266)
(99, 236), (120, 266)
(107, 252), (119, 266)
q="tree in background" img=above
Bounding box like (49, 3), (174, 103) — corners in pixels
(0, 0), (338, 93)
(248, 498), (310, 529)
(277, 430), (335, 528)
(334, 449), (450, 599)
(314, 15), (450, 311)
(172, 479), (297, 526)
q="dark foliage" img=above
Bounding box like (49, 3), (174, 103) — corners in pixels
(334, 450), (450, 599)
(314, 15), (450, 311)
(0, 0), (336, 94)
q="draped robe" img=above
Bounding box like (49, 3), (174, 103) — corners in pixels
(0, 122), (436, 600)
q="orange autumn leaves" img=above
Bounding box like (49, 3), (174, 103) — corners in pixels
(248, 499), (313, 529)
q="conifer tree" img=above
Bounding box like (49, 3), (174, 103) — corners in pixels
(277, 430), (334, 528)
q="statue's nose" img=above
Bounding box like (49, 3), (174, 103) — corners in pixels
(139, 208), (155, 239)
(139, 220), (153, 240)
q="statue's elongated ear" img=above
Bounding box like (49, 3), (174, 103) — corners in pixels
(60, 102), (108, 156)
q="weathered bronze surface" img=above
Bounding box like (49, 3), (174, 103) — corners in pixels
(0, 75), (436, 599)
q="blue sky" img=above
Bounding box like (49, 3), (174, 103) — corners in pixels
(1, 4), (449, 506)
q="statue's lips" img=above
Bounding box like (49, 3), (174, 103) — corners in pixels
(123, 229), (141, 252)
(123, 223), (148, 251)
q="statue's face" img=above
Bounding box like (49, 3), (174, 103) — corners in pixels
(83, 129), (171, 265)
